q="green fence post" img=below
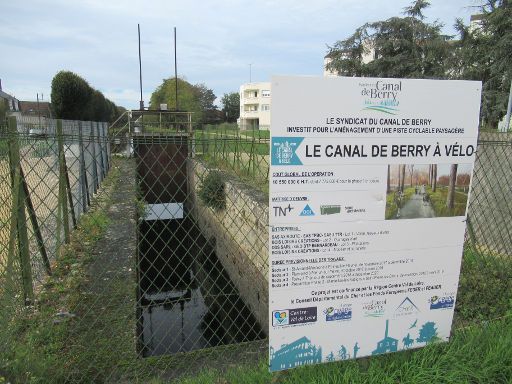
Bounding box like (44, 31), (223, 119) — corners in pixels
(249, 139), (255, 177)
(96, 122), (106, 181)
(90, 122), (99, 193)
(20, 167), (51, 275)
(78, 121), (90, 212)
(7, 116), (34, 304)
(57, 120), (70, 244)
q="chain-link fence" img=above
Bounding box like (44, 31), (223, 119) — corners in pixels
(0, 117), (511, 382)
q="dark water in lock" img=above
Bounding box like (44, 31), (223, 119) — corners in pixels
(137, 217), (264, 357)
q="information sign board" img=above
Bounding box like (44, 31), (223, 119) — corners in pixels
(269, 76), (481, 372)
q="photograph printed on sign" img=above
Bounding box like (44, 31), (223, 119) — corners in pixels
(385, 163), (472, 220)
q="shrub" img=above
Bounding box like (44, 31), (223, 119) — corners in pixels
(199, 171), (226, 210)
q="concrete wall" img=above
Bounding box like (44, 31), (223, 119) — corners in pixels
(187, 159), (269, 335)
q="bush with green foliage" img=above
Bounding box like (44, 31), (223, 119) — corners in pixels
(150, 77), (217, 124)
(198, 171), (226, 210)
(51, 70), (121, 122)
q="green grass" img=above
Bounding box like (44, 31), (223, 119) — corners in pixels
(426, 186), (468, 217)
(177, 317), (512, 384)
(0, 163), (119, 383)
(385, 187), (415, 219)
(454, 247), (512, 326)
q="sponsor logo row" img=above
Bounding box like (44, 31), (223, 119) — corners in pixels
(272, 295), (455, 327)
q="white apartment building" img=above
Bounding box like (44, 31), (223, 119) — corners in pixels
(238, 82), (271, 130)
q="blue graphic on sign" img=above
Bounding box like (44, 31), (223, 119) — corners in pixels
(324, 307), (352, 321)
(416, 321), (438, 344)
(269, 336), (322, 371)
(300, 204), (315, 216)
(271, 137), (304, 165)
(372, 320), (398, 355)
(429, 296), (455, 310)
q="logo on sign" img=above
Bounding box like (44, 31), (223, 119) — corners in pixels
(363, 299), (386, 318)
(429, 295), (455, 310)
(359, 80), (402, 115)
(324, 304), (352, 322)
(273, 204), (294, 217)
(272, 310), (289, 326)
(300, 204), (315, 216)
(272, 307), (317, 327)
(271, 137), (304, 166)
(394, 297), (420, 318)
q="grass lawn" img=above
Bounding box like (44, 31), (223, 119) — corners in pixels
(426, 186), (468, 217)
(178, 316), (512, 384)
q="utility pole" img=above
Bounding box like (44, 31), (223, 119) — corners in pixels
(174, 27), (178, 111)
(36, 93), (42, 129)
(138, 24), (144, 110)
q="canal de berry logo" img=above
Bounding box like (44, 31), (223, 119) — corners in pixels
(359, 80), (402, 115)
(272, 310), (289, 326)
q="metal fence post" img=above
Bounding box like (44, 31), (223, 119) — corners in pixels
(20, 167), (51, 275)
(97, 122), (106, 181)
(103, 122), (110, 172)
(57, 119), (70, 244)
(78, 121), (90, 213)
(7, 116), (34, 305)
(90, 122), (99, 193)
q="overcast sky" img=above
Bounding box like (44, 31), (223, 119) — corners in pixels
(0, 0), (480, 109)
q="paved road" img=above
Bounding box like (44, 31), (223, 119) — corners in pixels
(398, 187), (436, 219)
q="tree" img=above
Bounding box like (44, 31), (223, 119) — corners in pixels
(453, 1), (512, 128)
(51, 70), (121, 122)
(327, 1), (452, 79)
(431, 164), (437, 192)
(149, 77), (217, 124)
(408, 165), (415, 187)
(51, 71), (93, 120)
(400, 164), (406, 192)
(416, 321), (438, 344)
(221, 92), (240, 123)
(446, 164), (458, 209)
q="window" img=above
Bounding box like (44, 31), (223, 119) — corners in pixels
(262, 90), (270, 97)
(262, 104), (270, 111)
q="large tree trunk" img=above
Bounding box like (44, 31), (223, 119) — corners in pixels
(400, 164), (406, 192)
(428, 165), (432, 185)
(432, 164), (437, 192)
(446, 164), (458, 209)
(387, 165), (391, 193)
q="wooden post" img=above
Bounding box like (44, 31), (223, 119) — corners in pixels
(57, 120), (70, 244)
(7, 116), (34, 304)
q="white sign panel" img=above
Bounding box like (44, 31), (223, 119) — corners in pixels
(268, 76), (481, 372)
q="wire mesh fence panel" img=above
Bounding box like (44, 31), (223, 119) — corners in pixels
(0, 121), (510, 382)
